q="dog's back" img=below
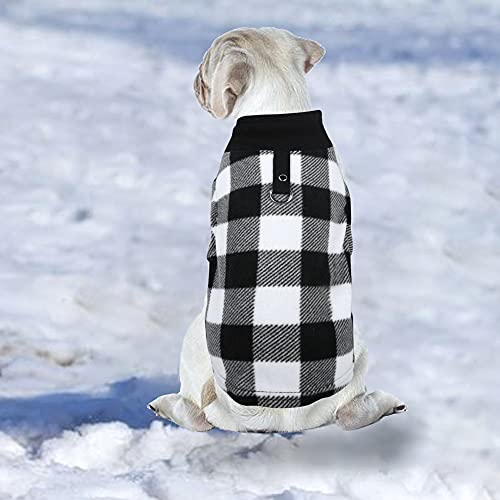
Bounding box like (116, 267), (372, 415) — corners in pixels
(205, 110), (354, 409)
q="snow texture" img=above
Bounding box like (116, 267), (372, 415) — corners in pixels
(0, 0), (499, 498)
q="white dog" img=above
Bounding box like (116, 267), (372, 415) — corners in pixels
(148, 28), (406, 432)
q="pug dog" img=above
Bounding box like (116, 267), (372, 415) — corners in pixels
(148, 28), (406, 432)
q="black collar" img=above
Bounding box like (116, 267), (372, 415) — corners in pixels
(225, 110), (332, 151)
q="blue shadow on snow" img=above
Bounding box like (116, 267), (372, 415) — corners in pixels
(0, 375), (180, 440)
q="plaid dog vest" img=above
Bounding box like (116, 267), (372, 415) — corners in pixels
(205, 110), (354, 408)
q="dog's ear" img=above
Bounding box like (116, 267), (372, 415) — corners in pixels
(210, 48), (253, 119)
(193, 66), (209, 111)
(297, 37), (325, 73)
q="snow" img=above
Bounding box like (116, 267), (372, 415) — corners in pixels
(0, 0), (499, 498)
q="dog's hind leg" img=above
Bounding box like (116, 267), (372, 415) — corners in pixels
(147, 392), (213, 431)
(335, 390), (407, 431)
(147, 306), (215, 431)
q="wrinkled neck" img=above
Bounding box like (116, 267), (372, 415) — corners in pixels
(232, 70), (312, 118)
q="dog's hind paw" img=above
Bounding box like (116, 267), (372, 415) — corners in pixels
(147, 403), (159, 415)
(394, 404), (407, 413)
(337, 391), (407, 431)
(147, 393), (214, 432)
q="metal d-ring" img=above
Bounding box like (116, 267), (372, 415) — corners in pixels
(269, 188), (293, 204)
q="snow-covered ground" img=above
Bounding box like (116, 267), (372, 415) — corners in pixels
(0, 1), (499, 498)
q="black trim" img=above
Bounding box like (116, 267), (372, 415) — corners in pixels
(225, 110), (332, 152)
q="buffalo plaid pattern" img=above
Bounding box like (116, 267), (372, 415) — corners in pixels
(205, 147), (354, 408)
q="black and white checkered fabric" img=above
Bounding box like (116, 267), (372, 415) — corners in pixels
(205, 111), (354, 408)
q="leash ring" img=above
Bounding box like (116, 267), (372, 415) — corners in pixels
(269, 189), (293, 204)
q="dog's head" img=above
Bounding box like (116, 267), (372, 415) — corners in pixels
(194, 28), (325, 119)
